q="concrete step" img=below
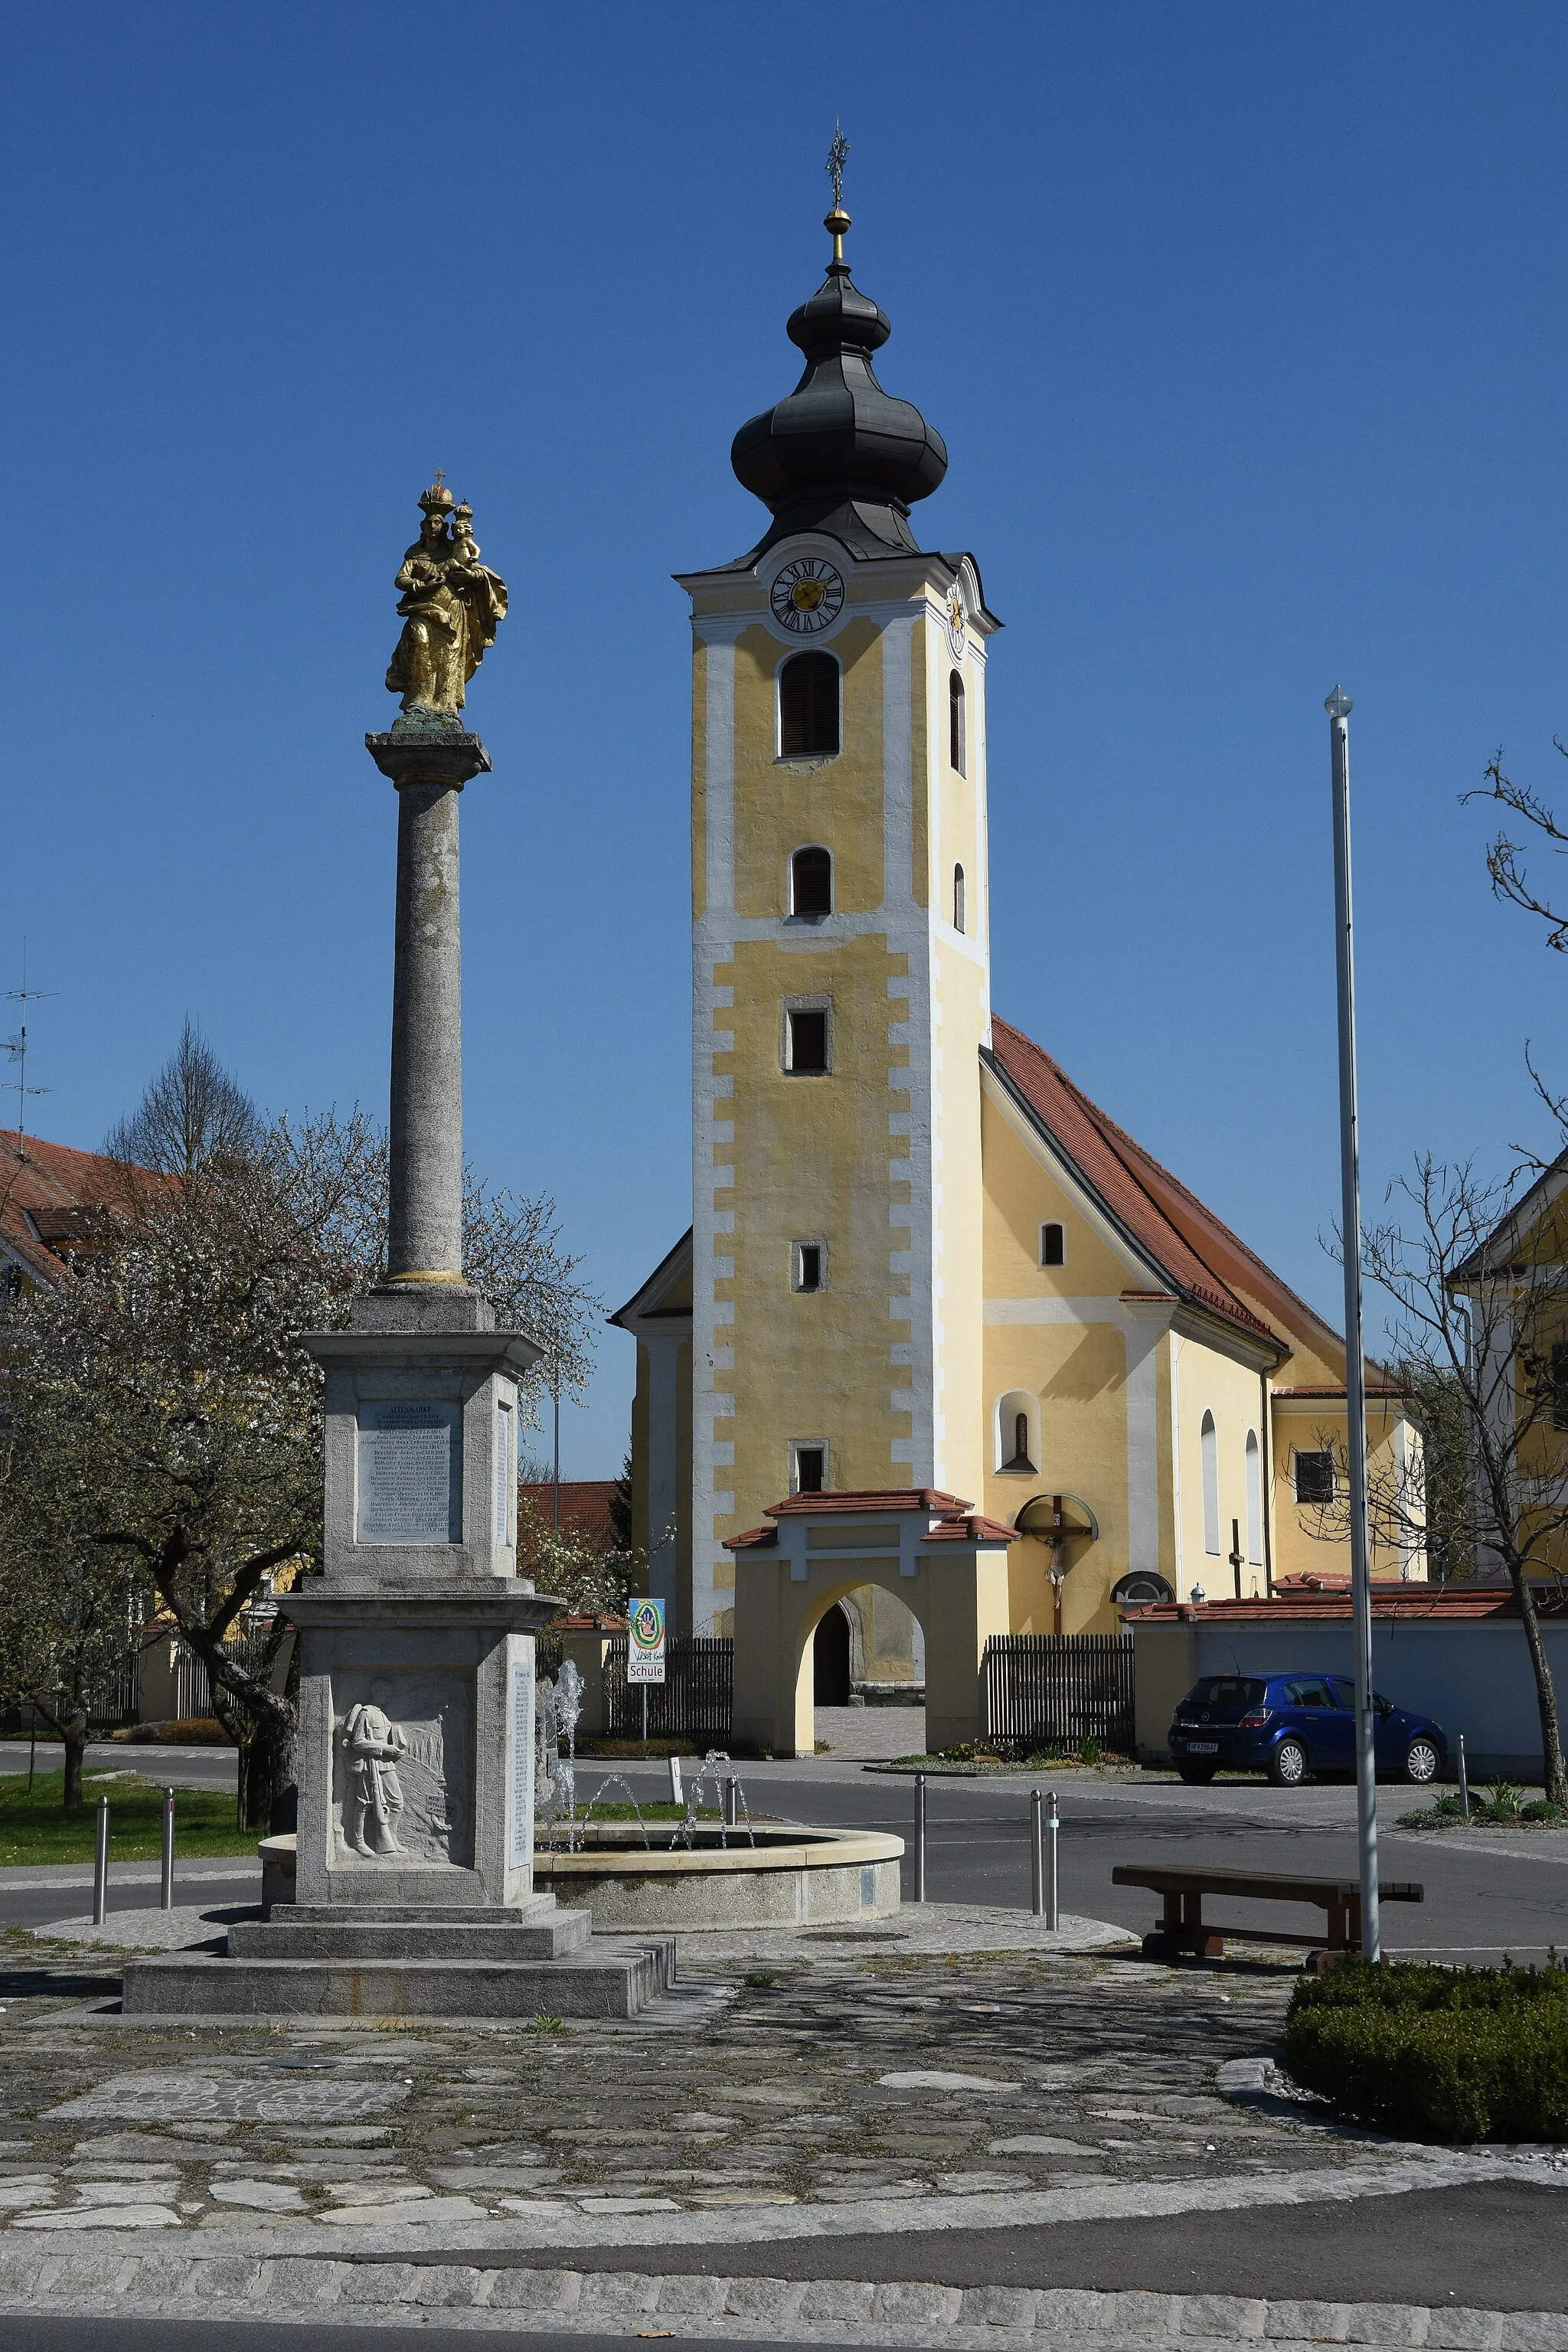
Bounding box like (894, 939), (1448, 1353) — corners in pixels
(226, 1909), (593, 1961)
(120, 1937), (675, 2020)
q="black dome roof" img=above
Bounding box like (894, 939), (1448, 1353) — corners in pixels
(730, 242), (947, 559)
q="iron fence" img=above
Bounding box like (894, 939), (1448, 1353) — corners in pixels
(981, 1632), (1135, 1755)
(603, 1635), (733, 1741)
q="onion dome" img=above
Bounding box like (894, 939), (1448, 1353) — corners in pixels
(730, 202), (948, 560)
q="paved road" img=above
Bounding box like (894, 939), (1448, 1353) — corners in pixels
(4, 1739), (1563, 1964)
(0, 1740), (237, 1792)
(577, 1756), (1568, 1965)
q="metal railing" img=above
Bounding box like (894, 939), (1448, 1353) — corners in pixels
(981, 1632), (1135, 1755)
(603, 1635), (733, 1740)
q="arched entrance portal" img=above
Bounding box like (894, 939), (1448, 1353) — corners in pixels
(812, 1603), (852, 1704)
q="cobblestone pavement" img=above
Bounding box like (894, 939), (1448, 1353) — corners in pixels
(1, 1922), (1563, 2343)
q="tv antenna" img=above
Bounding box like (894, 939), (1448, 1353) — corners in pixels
(5, 941), (55, 1161)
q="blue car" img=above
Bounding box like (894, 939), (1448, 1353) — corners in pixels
(1168, 1671), (1447, 1787)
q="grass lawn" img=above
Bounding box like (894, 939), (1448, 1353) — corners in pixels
(0, 1770), (257, 1867)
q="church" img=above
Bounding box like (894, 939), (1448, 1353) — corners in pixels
(612, 190), (1418, 1734)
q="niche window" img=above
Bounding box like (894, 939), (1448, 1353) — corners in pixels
(996, 1389), (1037, 1475)
(790, 844), (832, 916)
(783, 1002), (830, 1074)
(1200, 1410), (1220, 1555)
(1245, 1429), (1263, 1565)
(953, 863), (966, 933)
(792, 1240), (825, 1292)
(1039, 1221), (1065, 1268)
(949, 669), (966, 774)
(779, 652), (839, 759)
(1294, 1449), (1336, 1505)
(791, 1441), (828, 1494)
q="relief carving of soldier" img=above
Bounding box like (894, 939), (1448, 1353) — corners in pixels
(384, 474), (508, 717)
(341, 1681), (409, 1857)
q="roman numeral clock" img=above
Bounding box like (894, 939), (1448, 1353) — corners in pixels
(769, 555), (845, 634)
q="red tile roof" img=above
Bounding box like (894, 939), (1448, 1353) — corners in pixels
(987, 1021), (1334, 1357)
(518, 1479), (619, 1558)
(766, 1488), (973, 1518)
(0, 1130), (164, 1289)
(923, 1512), (1018, 1544)
(1133, 1589), (1528, 1622)
(726, 1490), (1016, 1552)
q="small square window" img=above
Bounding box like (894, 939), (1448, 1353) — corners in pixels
(792, 1442), (827, 1494)
(785, 1006), (829, 1074)
(1294, 1450), (1335, 1505)
(792, 1241), (825, 1292)
(1040, 1222), (1065, 1267)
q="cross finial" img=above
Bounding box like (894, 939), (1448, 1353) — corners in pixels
(825, 122), (849, 211)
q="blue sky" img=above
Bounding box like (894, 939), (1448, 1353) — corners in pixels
(5, 4), (1566, 1475)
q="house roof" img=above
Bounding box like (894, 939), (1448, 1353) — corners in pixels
(985, 1020), (1348, 1365)
(518, 1480), (619, 1557)
(1450, 1145), (1568, 1287)
(0, 1130), (162, 1289)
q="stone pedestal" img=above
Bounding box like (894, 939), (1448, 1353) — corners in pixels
(125, 1292), (673, 2017)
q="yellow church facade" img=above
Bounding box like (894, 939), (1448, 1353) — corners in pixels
(613, 201), (1419, 1697)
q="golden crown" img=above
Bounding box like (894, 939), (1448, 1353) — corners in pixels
(418, 470), (456, 514)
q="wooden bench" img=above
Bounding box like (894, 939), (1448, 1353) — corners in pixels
(1111, 1864), (1423, 1970)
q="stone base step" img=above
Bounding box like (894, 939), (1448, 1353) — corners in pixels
(227, 1906), (592, 1961)
(120, 1937), (675, 2020)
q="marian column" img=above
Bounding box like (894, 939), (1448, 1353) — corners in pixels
(124, 484), (665, 2015)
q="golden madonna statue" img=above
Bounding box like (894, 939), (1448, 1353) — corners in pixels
(385, 475), (508, 718)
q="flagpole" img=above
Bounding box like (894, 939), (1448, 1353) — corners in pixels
(1326, 684), (1380, 1962)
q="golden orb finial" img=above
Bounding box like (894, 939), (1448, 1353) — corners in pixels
(824, 123), (851, 263)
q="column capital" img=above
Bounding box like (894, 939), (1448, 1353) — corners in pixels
(366, 719), (491, 790)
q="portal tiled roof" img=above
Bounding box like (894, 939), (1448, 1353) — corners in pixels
(987, 1021), (1313, 1353)
(766, 1488), (973, 1518)
(725, 1490), (1016, 1553)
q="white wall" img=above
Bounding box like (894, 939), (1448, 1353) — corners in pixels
(1134, 1615), (1568, 1780)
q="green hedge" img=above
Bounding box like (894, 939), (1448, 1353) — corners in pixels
(1282, 1956), (1568, 2141)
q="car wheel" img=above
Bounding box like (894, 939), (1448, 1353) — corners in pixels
(1269, 1738), (1308, 1787)
(1176, 1762), (1217, 1784)
(1404, 1737), (1440, 1785)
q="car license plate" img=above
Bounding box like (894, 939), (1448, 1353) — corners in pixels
(1187, 1742), (1218, 1754)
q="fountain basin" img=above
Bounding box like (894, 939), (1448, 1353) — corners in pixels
(532, 1824), (903, 1931)
(258, 1825), (903, 1932)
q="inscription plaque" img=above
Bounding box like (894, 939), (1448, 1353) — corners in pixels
(510, 1660), (534, 1868)
(356, 1401), (460, 1544)
(494, 1398), (513, 1544)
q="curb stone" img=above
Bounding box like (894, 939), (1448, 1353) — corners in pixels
(0, 2249), (1565, 2347)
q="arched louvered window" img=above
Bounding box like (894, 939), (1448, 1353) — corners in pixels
(790, 844), (832, 916)
(1245, 1429), (1263, 1565)
(779, 652), (839, 758)
(949, 670), (966, 774)
(953, 863), (966, 933)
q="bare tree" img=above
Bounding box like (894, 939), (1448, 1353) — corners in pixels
(106, 1018), (263, 1180)
(1301, 1157), (1568, 1805)
(1465, 748), (1568, 956)
(3, 1075), (601, 1828)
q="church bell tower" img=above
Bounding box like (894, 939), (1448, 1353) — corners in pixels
(678, 177), (1000, 1635)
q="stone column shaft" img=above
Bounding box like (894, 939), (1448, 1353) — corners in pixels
(388, 779), (464, 1281)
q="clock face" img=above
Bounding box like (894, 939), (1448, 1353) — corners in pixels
(945, 583), (966, 660)
(770, 557), (845, 635)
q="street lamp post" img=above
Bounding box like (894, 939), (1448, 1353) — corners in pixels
(1327, 684), (1380, 1963)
